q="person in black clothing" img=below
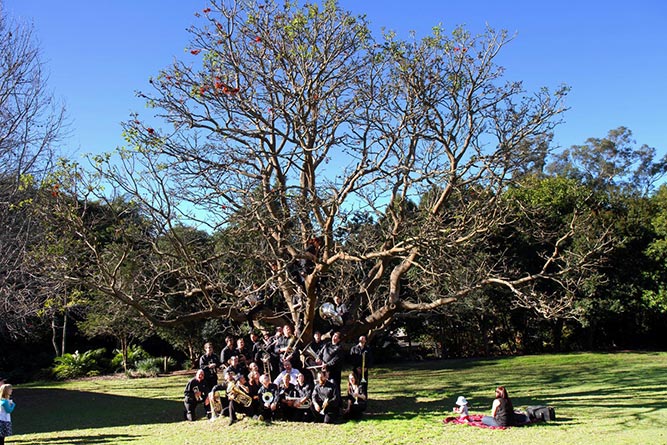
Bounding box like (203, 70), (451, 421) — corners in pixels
(227, 374), (252, 425)
(349, 335), (372, 385)
(292, 373), (313, 422)
(198, 342), (221, 418)
(319, 331), (344, 391)
(257, 374), (279, 422)
(342, 372), (367, 420)
(246, 370), (261, 417)
(220, 336), (236, 367)
(225, 355), (247, 379)
(311, 370), (340, 424)
(277, 373), (297, 421)
(235, 337), (251, 367)
(481, 386), (528, 427)
(183, 369), (208, 421)
(199, 343), (221, 390)
(310, 331), (325, 356)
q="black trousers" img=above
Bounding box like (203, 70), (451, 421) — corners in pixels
(184, 398), (202, 421)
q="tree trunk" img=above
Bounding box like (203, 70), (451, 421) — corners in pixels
(121, 337), (129, 373)
(51, 318), (61, 356)
(61, 308), (68, 356)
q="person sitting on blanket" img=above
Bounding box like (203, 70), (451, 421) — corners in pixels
(481, 386), (530, 427)
(453, 396), (469, 419)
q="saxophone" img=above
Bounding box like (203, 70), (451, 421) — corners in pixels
(227, 382), (253, 408)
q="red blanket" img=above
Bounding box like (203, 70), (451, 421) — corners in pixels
(443, 413), (537, 429)
(443, 414), (509, 430)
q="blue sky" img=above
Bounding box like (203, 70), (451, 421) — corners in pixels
(4, 0), (666, 161)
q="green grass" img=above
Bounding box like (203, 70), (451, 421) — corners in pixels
(9, 351), (667, 444)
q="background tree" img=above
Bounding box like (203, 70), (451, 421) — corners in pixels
(0, 9), (66, 341)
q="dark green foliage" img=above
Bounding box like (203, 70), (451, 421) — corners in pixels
(52, 348), (107, 380)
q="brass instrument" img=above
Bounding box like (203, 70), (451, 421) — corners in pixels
(208, 390), (224, 420)
(194, 388), (203, 402)
(280, 335), (297, 361)
(319, 303), (343, 326)
(261, 352), (272, 379)
(320, 396), (329, 414)
(227, 382), (252, 408)
(285, 396), (311, 409)
(361, 351), (367, 383)
(261, 391), (275, 406)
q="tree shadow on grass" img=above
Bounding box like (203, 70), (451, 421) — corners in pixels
(10, 433), (139, 444)
(14, 388), (183, 435)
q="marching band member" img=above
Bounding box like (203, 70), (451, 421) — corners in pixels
(278, 373), (296, 421)
(235, 337), (251, 367)
(349, 335), (372, 386)
(220, 336), (236, 367)
(293, 372), (313, 422)
(319, 331), (344, 391)
(183, 369), (208, 421)
(198, 342), (221, 392)
(257, 374), (279, 422)
(246, 369), (261, 417)
(311, 370), (340, 424)
(227, 373), (252, 425)
(225, 355), (247, 378)
(342, 372), (367, 420)
(275, 324), (299, 370)
(310, 331), (325, 356)
(273, 359), (300, 386)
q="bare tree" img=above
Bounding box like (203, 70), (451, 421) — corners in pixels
(56, 0), (611, 342)
(0, 10), (66, 339)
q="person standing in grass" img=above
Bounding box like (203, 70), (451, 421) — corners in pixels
(199, 342), (221, 393)
(0, 384), (15, 445)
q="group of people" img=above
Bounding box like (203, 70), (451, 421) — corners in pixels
(184, 325), (373, 425)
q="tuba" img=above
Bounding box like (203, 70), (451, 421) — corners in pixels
(319, 303), (343, 326)
(227, 382), (253, 408)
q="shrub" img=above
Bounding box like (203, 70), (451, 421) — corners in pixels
(110, 345), (150, 372)
(52, 348), (106, 380)
(130, 356), (177, 377)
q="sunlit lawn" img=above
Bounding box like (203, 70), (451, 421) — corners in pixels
(9, 351), (667, 444)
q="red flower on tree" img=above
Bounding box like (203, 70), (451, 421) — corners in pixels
(190, 49), (202, 55)
(254, 36), (262, 43)
(147, 127), (155, 135)
(203, 7), (211, 13)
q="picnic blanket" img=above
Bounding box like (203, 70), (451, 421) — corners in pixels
(443, 414), (535, 430)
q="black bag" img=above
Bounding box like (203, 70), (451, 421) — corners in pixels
(526, 405), (556, 421)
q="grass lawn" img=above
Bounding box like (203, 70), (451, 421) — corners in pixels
(8, 351), (667, 444)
